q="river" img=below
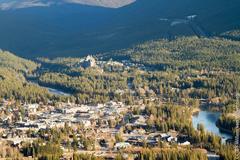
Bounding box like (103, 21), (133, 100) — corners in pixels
(28, 79), (71, 96)
(192, 111), (232, 142)
(43, 86), (71, 96)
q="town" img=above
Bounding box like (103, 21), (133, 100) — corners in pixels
(0, 97), (195, 159)
(0, 50), (238, 160)
(0, 0), (240, 159)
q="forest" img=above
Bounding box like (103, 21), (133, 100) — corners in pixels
(102, 36), (240, 71)
(0, 35), (240, 159)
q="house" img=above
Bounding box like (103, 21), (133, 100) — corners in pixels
(81, 120), (91, 128)
(179, 141), (191, 146)
(106, 60), (124, 67)
(131, 128), (146, 135)
(177, 135), (189, 143)
(25, 104), (39, 113)
(78, 105), (90, 113)
(132, 115), (147, 126)
(72, 119), (91, 128)
(167, 136), (177, 142)
(160, 133), (169, 139)
(12, 139), (22, 147)
(126, 135), (146, 146)
(114, 142), (131, 150)
(147, 138), (158, 147)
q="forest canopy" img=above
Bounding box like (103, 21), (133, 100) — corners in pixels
(104, 36), (240, 71)
(0, 50), (38, 73)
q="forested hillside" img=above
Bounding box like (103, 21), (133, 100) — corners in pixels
(0, 51), (50, 102)
(221, 29), (240, 41)
(0, 43), (238, 159)
(0, 0), (240, 58)
(104, 36), (240, 71)
(0, 68), (50, 102)
(0, 50), (38, 73)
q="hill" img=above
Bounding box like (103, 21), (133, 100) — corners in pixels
(0, 0), (239, 58)
(102, 36), (240, 71)
(64, 0), (136, 8)
(0, 0), (135, 10)
(0, 51), (50, 102)
(0, 50), (38, 73)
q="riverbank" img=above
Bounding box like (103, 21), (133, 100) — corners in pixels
(27, 79), (71, 96)
(192, 110), (232, 142)
(217, 125), (233, 134)
(215, 113), (237, 135)
(192, 106), (234, 134)
(192, 107), (201, 115)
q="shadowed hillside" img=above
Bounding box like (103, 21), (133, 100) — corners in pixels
(0, 0), (239, 58)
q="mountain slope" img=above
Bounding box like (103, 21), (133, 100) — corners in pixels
(0, 0), (135, 10)
(65, 0), (135, 8)
(0, 0), (239, 58)
(103, 36), (240, 71)
(0, 51), (50, 101)
(0, 50), (38, 72)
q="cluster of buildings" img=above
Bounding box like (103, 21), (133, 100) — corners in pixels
(0, 98), (191, 156)
(73, 55), (147, 72)
(115, 114), (191, 150)
(74, 55), (97, 68)
(0, 100), (129, 145)
(116, 131), (191, 150)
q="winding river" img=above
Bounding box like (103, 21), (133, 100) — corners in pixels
(30, 77), (232, 142)
(192, 111), (232, 142)
(28, 79), (71, 96)
(42, 86), (71, 96)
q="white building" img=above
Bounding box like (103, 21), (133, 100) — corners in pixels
(179, 141), (191, 146)
(25, 104), (39, 113)
(114, 142), (131, 150)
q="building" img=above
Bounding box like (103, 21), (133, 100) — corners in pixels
(76, 55), (96, 68)
(114, 142), (131, 150)
(25, 104), (39, 114)
(179, 141), (191, 146)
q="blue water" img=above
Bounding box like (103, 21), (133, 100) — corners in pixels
(192, 111), (232, 142)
